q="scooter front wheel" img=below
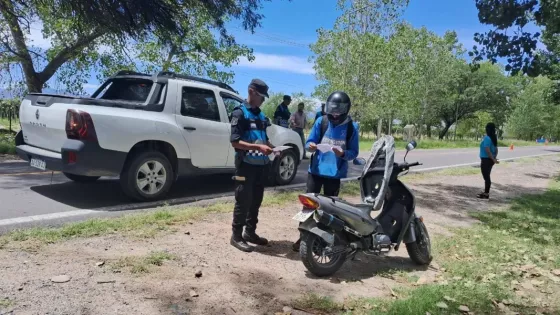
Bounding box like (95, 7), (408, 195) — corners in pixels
(405, 219), (433, 265)
(299, 231), (346, 277)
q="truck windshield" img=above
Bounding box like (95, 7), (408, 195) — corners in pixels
(95, 78), (154, 102)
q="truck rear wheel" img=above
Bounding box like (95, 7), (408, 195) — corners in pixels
(120, 151), (174, 201)
(63, 173), (100, 183)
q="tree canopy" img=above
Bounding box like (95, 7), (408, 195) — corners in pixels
(0, 0), (277, 95)
(471, 0), (559, 78)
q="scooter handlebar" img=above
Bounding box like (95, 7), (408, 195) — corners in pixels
(407, 162), (421, 167)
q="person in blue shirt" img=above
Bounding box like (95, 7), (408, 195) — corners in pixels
(292, 91), (359, 251)
(477, 122), (499, 199)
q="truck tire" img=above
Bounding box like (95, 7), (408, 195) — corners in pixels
(63, 172), (100, 183)
(120, 151), (174, 201)
(273, 149), (298, 185)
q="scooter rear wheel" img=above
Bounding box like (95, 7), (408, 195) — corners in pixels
(299, 231), (346, 277)
(405, 219), (433, 265)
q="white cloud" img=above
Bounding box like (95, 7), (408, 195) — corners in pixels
(236, 52), (315, 75)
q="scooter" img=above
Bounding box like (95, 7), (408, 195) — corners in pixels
(292, 136), (432, 277)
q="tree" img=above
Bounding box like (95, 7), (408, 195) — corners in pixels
(471, 0), (559, 77)
(261, 92), (318, 123)
(0, 0), (273, 95)
(506, 76), (559, 140)
(435, 62), (514, 139)
(310, 0), (409, 136)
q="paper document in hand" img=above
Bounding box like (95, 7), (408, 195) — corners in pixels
(316, 144), (333, 153)
(268, 146), (291, 161)
(273, 146), (291, 152)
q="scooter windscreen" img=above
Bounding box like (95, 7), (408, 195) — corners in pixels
(359, 135), (395, 210)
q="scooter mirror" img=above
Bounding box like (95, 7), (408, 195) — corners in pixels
(406, 140), (417, 152)
(353, 158), (366, 165)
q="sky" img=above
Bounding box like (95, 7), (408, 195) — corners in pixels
(217, 0), (492, 97)
(3, 0), (531, 99)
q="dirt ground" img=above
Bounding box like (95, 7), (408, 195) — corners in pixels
(0, 156), (558, 315)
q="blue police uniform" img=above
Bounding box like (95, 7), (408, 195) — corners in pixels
(236, 104), (270, 166)
(230, 103), (270, 240)
(274, 104), (291, 128)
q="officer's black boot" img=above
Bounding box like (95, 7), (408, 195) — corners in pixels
(243, 230), (269, 246)
(230, 232), (253, 252)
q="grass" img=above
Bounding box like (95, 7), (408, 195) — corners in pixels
(0, 129), (16, 155)
(0, 117), (19, 130)
(111, 251), (177, 274)
(0, 298), (13, 308)
(359, 137), (538, 152)
(0, 190), (311, 248)
(0, 158), (496, 249)
(296, 178), (560, 315)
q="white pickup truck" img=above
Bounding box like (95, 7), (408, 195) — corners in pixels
(15, 71), (303, 201)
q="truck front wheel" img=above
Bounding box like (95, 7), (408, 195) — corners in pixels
(273, 149), (298, 185)
(120, 151), (174, 201)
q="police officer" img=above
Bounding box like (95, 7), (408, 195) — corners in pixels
(292, 91), (359, 251)
(230, 79), (274, 252)
(274, 95), (292, 128)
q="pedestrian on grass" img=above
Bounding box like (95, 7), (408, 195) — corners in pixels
(477, 122), (499, 199)
(229, 79), (274, 252)
(289, 102), (308, 159)
(292, 91), (359, 251)
(274, 95), (292, 128)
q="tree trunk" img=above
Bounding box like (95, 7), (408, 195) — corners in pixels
(376, 118), (383, 139)
(439, 122), (452, 139)
(387, 113), (393, 136)
(426, 123), (431, 138)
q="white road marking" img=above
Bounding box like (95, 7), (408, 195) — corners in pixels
(0, 151), (558, 228)
(0, 210), (98, 227)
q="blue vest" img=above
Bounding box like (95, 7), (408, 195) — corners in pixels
(237, 105), (270, 165)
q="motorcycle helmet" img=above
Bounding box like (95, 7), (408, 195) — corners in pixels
(325, 91), (351, 125)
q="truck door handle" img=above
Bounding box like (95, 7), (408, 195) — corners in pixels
(183, 126), (196, 131)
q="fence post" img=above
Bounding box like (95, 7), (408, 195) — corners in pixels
(9, 107), (12, 132)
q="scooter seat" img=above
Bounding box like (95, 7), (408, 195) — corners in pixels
(328, 197), (373, 213)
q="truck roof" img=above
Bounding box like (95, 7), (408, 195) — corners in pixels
(110, 70), (238, 94)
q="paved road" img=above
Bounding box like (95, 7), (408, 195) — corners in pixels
(0, 145), (558, 231)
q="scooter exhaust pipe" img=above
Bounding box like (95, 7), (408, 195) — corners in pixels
(314, 210), (345, 232)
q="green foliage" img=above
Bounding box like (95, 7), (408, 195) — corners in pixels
(472, 0), (559, 77)
(260, 92), (318, 123)
(0, 0), (267, 96)
(311, 11), (515, 140)
(505, 76), (559, 140)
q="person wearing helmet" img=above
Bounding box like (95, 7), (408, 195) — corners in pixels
(292, 91), (360, 251)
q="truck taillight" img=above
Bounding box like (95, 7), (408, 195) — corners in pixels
(65, 109), (97, 142)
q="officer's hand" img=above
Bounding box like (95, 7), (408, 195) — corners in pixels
(333, 147), (344, 157)
(308, 142), (317, 152)
(257, 144), (273, 155)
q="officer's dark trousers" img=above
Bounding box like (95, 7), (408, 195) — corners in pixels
(232, 162), (269, 236)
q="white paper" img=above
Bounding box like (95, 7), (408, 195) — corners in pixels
(268, 145), (291, 161)
(316, 144), (343, 154)
(316, 143), (333, 153)
(273, 145), (291, 152)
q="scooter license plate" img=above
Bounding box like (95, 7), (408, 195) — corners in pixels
(292, 210), (315, 222)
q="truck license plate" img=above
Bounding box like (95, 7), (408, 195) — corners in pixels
(292, 210), (314, 222)
(30, 158), (46, 171)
